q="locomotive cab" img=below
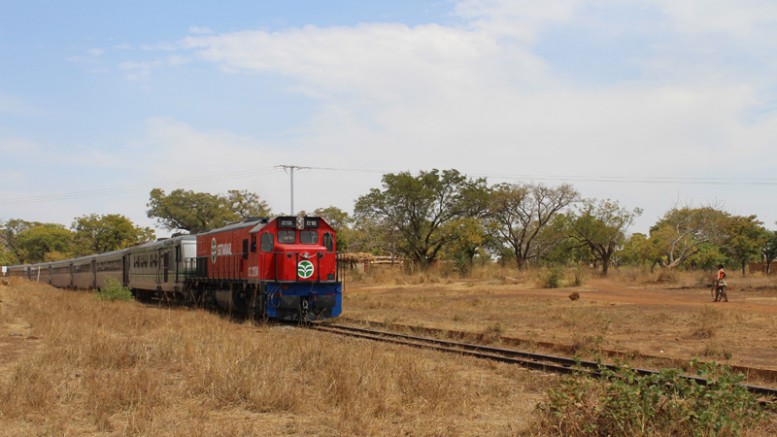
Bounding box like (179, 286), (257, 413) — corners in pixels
(255, 216), (337, 283)
(251, 216), (341, 321)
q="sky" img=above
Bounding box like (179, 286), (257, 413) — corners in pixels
(1, 0), (776, 236)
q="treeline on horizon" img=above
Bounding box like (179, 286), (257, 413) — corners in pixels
(2, 169), (776, 276)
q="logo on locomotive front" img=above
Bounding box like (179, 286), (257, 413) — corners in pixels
(298, 260), (314, 279)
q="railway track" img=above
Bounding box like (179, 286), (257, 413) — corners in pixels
(309, 323), (777, 401)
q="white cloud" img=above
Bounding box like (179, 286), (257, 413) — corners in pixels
(188, 26), (213, 35)
(654, 0), (777, 38)
(453, 0), (583, 42)
(26, 0), (777, 230)
(86, 47), (104, 57)
(168, 1), (776, 182)
(180, 23), (537, 102)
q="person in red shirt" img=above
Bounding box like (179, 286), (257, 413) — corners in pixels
(714, 264), (728, 302)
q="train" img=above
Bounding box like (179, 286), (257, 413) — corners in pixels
(2, 216), (343, 322)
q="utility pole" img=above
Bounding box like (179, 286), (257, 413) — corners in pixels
(276, 165), (310, 215)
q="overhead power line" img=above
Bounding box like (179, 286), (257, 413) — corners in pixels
(473, 173), (777, 186)
(0, 166), (283, 206)
(2, 165), (776, 208)
(302, 166), (777, 186)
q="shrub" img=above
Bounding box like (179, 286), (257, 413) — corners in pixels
(536, 361), (766, 436)
(540, 267), (565, 289)
(96, 278), (134, 302)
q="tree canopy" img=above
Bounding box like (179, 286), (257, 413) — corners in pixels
(71, 213), (156, 255)
(1, 215), (156, 264)
(1, 219), (35, 264)
(488, 182), (579, 270)
(721, 215), (769, 275)
(354, 169), (490, 270)
(147, 188), (271, 234)
(4, 171), (777, 278)
(649, 206), (729, 270)
(568, 199), (642, 275)
(16, 223), (73, 263)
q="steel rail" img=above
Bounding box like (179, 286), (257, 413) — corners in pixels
(309, 323), (777, 400)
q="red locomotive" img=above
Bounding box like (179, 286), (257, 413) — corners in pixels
(193, 216), (342, 321)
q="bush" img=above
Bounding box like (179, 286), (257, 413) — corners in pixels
(536, 361), (767, 436)
(96, 278), (134, 302)
(540, 267), (565, 288)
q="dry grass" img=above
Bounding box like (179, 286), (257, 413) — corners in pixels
(345, 265), (777, 372)
(0, 278), (547, 436)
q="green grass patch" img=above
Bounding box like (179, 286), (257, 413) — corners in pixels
(537, 360), (767, 436)
(96, 278), (134, 301)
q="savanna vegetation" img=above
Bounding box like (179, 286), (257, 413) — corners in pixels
(3, 166), (777, 435)
(3, 266), (776, 436)
(0, 279), (546, 436)
(3, 168), (775, 279)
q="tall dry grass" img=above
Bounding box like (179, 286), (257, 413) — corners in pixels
(0, 279), (545, 436)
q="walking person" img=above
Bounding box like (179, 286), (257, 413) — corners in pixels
(714, 264), (728, 302)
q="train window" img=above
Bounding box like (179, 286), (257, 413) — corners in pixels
(260, 233), (274, 252)
(323, 232), (334, 252)
(242, 239), (249, 259)
(300, 230), (318, 245)
(278, 230), (296, 244)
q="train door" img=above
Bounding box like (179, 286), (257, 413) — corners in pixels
(163, 251), (170, 283)
(91, 259), (97, 289)
(174, 245), (180, 283)
(122, 255), (129, 287)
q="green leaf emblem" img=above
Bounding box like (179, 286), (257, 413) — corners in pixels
(298, 260), (314, 279)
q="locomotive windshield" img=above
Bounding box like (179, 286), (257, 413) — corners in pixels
(278, 230), (295, 244)
(300, 230), (318, 244)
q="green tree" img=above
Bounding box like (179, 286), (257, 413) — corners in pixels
(649, 206), (730, 270)
(0, 248), (13, 266)
(763, 228), (777, 275)
(722, 215), (768, 276)
(0, 222), (14, 265)
(532, 214), (584, 266)
(488, 183), (579, 270)
(71, 213), (156, 255)
(568, 199), (642, 276)
(684, 242), (726, 271)
(147, 188), (271, 233)
(619, 232), (657, 268)
(0, 218), (36, 264)
(354, 169), (489, 270)
(349, 215), (401, 257)
(442, 216), (490, 274)
(225, 189), (271, 219)
(16, 223), (74, 263)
